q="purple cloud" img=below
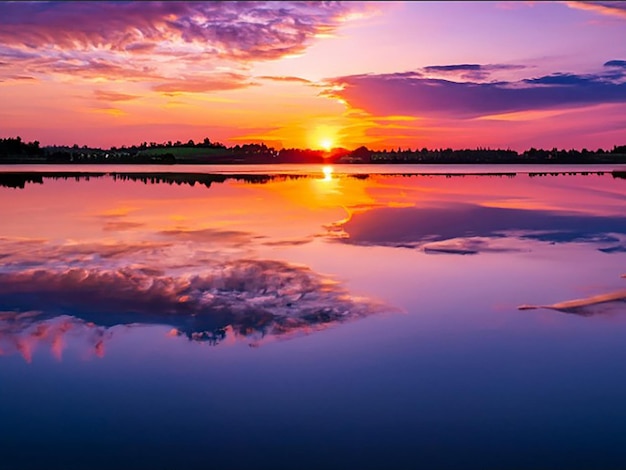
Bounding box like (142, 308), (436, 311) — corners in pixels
(605, 60), (626, 68)
(421, 63), (527, 81)
(0, 2), (355, 56)
(324, 63), (626, 118)
(0, 1), (366, 85)
(424, 64), (482, 72)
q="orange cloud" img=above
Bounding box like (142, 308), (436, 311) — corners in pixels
(564, 1), (626, 19)
(152, 74), (254, 94)
(258, 76), (313, 84)
(94, 90), (140, 102)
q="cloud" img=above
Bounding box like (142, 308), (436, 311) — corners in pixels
(522, 73), (599, 86)
(565, 1), (626, 19)
(424, 64), (482, 73)
(0, 1), (368, 85)
(599, 245), (626, 253)
(421, 63), (527, 81)
(324, 63), (626, 119)
(12, 54), (163, 82)
(604, 60), (626, 68)
(2, 75), (36, 82)
(0, 2), (356, 57)
(152, 73), (254, 93)
(102, 221), (145, 232)
(262, 238), (314, 247)
(93, 90), (140, 102)
(258, 75), (313, 84)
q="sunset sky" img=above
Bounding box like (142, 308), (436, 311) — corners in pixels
(1, 1), (625, 151)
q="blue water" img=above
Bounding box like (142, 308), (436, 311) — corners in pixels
(1, 167), (625, 469)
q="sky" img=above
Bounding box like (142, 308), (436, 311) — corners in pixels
(0, 1), (625, 151)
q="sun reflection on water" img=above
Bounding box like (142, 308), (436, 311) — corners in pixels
(322, 165), (333, 181)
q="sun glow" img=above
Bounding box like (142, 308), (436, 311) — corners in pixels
(309, 124), (340, 151)
(320, 138), (334, 152)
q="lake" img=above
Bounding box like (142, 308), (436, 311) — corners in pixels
(1, 164), (625, 470)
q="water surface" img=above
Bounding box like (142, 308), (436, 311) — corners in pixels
(1, 165), (625, 469)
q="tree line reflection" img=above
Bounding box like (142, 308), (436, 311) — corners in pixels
(0, 170), (623, 189)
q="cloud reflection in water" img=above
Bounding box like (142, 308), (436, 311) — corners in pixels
(335, 203), (626, 254)
(0, 256), (389, 361)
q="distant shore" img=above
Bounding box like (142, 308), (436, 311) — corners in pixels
(2, 137), (626, 165)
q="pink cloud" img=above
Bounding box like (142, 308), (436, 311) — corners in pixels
(565, 1), (626, 19)
(421, 63), (528, 82)
(258, 75), (313, 84)
(0, 1), (367, 87)
(152, 73), (254, 93)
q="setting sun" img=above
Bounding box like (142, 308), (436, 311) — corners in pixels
(320, 138), (334, 152)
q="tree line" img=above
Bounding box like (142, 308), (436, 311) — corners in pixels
(1, 136), (625, 164)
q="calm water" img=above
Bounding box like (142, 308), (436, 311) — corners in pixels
(1, 165), (625, 470)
